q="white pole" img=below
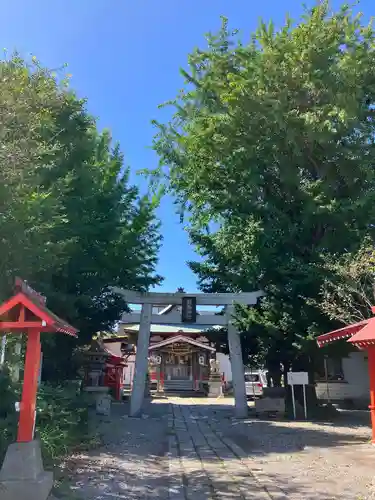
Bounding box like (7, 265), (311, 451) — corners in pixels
(227, 305), (248, 418)
(291, 385), (296, 420)
(0, 335), (6, 365)
(324, 356), (331, 404)
(303, 383), (307, 420)
(130, 303), (152, 417)
(38, 351), (43, 386)
(250, 364), (256, 399)
(12, 341), (22, 382)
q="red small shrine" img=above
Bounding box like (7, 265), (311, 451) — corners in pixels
(81, 338), (131, 401)
(0, 278), (77, 442)
(317, 307), (375, 444)
(102, 343), (128, 401)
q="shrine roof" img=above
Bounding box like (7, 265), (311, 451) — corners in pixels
(0, 278), (77, 336)
(316, 319), (369, 347)
(148, 334), (216, 352)
(102, 344), (127, 364)
(348, 317), (375, 348)
(121, 323), (222, 334)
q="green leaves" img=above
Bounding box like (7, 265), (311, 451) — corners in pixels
(319, 239), (375, 324)
(152, 2), (375, 368)
(0, 54), (162, 379)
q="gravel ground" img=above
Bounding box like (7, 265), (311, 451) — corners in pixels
(54, 401), (170, 499)
(231, 418), (375, 499)
(182, 399), (375, 500)
(54, 398), (375, 500)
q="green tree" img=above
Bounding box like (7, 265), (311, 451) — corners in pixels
(152, 2), (375, 380)
(0, 54), (162, 379)
(319, 239), (375, 325)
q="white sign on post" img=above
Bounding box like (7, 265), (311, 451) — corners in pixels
(287, 371), (309, 420)
(287, 371), (308, 386)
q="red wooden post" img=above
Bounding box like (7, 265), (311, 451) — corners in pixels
(115, 366), (123, 401)
(367, 346), (375, 445)
(17, 330), (41, 442)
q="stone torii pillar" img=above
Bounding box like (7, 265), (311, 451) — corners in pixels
(226, 305), (248, 418)
(130, 303), (152, 417)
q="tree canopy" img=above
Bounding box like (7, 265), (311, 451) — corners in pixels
(319, 240), (375, 325)
(152, 2), (375, 376)
(0, 55), (162, 378)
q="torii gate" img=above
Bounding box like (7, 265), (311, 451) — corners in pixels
(112, 288), (264, 418)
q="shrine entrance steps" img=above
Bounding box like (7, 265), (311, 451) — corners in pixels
(164, 379), (194, 392)
(163, 391), (205, 398)
(162, 379), (205, 397)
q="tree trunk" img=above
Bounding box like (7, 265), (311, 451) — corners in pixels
(266, 359), (282, 387)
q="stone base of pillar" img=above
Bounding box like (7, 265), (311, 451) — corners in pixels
(84, 386), (111, 416)
(0, 440), (53, 500)
(208, 379), (223, 398)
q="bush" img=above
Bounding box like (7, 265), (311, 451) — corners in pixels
(36, 383), (97, 465)
(0, 365), (17, 418)
(0, 379), (98, 468)
(0, 366), (18, 463)
(0, 416), (17, 465)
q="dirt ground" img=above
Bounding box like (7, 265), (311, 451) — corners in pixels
(54, 398), (375, 500)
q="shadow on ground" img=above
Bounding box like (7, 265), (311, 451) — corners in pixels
(53, 399), (374, 500)
(181, 402), (371, 454)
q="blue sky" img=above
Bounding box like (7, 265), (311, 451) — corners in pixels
(1, 0), (371, 293)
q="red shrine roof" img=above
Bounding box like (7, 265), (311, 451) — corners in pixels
(317, 305), (375, 350)
(348, 317), (375, 349)
(0, 278), (77, 336)
(316, 319), (369, 347)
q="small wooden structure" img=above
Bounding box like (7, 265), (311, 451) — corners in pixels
(104, 354), (126, 401)
(102, 337), (133, 400)
(0, 278), (77, 442)
(317, 307), (375, 444)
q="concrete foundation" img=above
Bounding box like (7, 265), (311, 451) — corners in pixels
(0, 440), (53, 500)
(208, 380), (223, 398)
(84, 386), (111, 416)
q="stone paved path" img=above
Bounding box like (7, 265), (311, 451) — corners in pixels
(168, 402), (287, 500)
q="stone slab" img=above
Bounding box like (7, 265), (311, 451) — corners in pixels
(0, 441), (53, 500)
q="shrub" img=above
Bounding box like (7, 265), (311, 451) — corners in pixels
(36, 383), (96, 465)
(0, 366), (18, 463)
(0, 365), (17, 418)
(0, 379), (98, 468)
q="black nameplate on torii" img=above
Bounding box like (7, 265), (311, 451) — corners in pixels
(181, 296), (197, 323)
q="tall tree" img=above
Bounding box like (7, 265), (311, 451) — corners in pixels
(319, 240), (375, 325)
(0, 55), (162, 379)
(152, 2), (375, 378)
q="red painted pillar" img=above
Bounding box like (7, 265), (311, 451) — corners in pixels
(17, 330), (41, 442)
(367, 346), (375, 444)
(116, 367), (123, 401)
